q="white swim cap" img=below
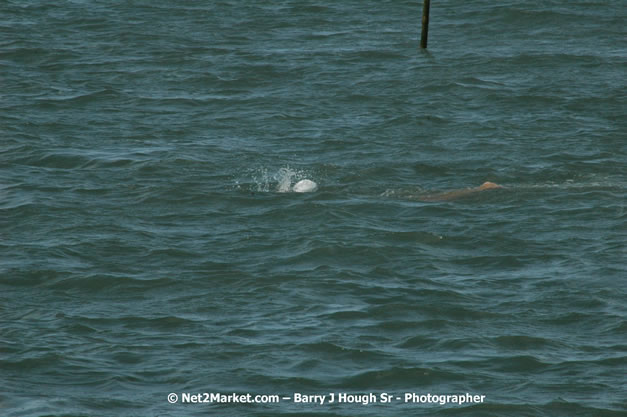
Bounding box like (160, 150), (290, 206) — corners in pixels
(292, 179), (318, 193)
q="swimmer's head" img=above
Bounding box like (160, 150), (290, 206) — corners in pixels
(478, 181), (502, 190)
(293, 179), (318, 193)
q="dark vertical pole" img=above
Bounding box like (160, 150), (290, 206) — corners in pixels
(420, 0), (431, 49)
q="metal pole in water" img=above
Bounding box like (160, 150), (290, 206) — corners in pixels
(420, 0), (431, 49)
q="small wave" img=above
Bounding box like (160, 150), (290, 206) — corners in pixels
(340, 366), (463, 389)
(33, 88), (121, 105)
(516, 177), (626, 191)
(19, 152), (91, 169)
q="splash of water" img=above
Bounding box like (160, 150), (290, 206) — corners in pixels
(240, 166), (317, 193)
(275, 167), (296, 193)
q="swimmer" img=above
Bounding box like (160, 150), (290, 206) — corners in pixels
(420, 182), (503, 201)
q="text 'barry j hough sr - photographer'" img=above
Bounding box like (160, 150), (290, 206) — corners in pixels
(167, 391), (486, 406)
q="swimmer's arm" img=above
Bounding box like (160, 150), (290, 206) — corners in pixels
(420, 182), (502, 201)
(420, 187), (478, 201)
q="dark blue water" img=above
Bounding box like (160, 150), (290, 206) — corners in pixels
(1, 1), (626, 416)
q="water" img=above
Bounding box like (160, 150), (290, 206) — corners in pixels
(1, 1), (625, 416)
